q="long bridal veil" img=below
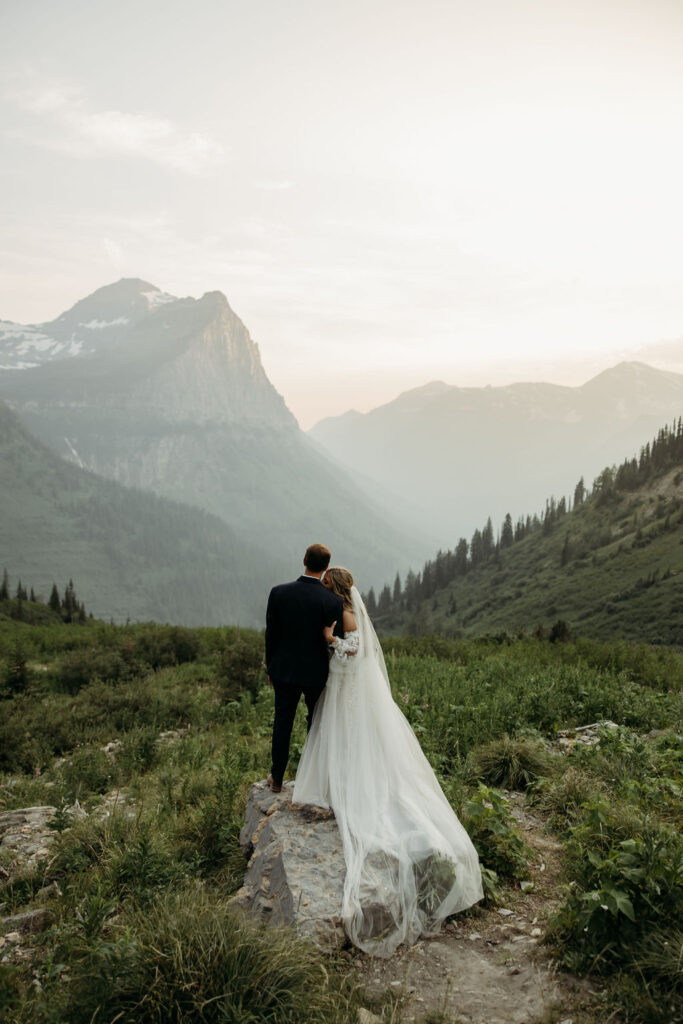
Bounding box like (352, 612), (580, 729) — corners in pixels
(293, 586), (483, 956)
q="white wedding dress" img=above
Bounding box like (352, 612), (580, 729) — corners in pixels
(293, 586), (483, 956)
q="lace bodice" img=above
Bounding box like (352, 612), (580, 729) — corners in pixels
(329, 630), (360, 662)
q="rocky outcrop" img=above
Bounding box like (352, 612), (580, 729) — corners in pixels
(0, 806), (56, 877)
(233, 781), (347, 948)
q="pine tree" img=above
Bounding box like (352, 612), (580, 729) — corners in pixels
(377, 584), (392, 614)
(470, 529), (483, 568)
(573, 477), (585, 507)
(454, 538), (468, 575)
(501, 513), (514, 549)
(49, 583), (60, 613)
(392, 573), (402, 604)
(63, 579), (77, 623)
(0, 569), (8, 601)
(482, 518), (494, 559)
(29, 587), (36, 602)
(365, 587), (377, 615)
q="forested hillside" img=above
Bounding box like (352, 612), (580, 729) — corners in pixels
(371, 420), (683, 644)
(0, 402), (273, 626)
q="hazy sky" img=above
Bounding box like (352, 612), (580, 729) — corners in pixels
(2, 0), (683, 427)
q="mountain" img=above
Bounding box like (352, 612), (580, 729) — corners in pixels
(373, 421), (683, 645)
(0, 280), (425, 602)
(309, 362), (683, 545)
(0, 401), (273, 625)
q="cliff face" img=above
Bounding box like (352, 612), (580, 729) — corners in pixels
(0, 280), (424, 600)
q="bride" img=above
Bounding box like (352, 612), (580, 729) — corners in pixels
(293, 566), (484, 957)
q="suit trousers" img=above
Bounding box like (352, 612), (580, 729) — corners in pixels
(271, 679), (324, 785)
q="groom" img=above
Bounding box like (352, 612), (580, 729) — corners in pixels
(265, 543), (344, 793)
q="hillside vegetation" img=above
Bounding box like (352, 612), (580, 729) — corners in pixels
(0, 402), (271, 626)
(372, 421), (683, 644)
(0, 612), (681, 1023)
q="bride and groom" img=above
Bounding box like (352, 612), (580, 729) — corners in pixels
(265, 543), (483, 957)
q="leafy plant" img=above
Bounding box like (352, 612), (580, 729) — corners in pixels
(460, 784), (530, 884)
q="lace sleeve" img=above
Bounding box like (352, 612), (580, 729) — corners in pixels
(330, 630), (360, 662)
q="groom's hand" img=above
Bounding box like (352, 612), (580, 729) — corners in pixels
(323, 621), (337, 644)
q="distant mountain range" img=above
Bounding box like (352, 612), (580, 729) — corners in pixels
(309, 362), (683, 543)
(0, 279), (425, 622)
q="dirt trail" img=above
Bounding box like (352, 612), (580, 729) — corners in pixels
(355, 794), (594, 1024)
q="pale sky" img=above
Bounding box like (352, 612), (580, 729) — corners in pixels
(2, 0), (683, 427)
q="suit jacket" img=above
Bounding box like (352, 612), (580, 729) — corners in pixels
(265, 576), (344, 689)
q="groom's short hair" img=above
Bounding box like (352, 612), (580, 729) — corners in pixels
(304, 543), (331, 572)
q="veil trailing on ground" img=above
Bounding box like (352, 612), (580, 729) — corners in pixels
(293, 586), (483, 956)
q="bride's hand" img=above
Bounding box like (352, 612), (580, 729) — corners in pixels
(323, 621), (337, 644)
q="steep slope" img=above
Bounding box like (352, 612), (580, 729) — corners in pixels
(309, 363), (683, 544)
(374, 424), (683, 645)
(0, 280), (425, 592)
(0, 402), (278, 625)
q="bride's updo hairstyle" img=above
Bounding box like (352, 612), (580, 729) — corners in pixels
(325, 566), (354, 610)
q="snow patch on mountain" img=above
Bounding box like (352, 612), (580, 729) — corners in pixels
(80, 317), (130, 329)
(142, 290), (177, 310)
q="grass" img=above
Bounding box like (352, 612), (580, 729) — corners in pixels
(0, 616), (681, 1023)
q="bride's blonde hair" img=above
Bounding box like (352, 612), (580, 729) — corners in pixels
(325, 566), (354, 610)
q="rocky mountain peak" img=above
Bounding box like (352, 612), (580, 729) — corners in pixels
(55, 277), (177, 329)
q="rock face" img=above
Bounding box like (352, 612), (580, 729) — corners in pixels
(0, 806), (56, 877)
(234, 781), (347, 948)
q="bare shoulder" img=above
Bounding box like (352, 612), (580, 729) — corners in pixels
(342, 608), (358, 632)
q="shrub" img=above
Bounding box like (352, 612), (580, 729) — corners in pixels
(57, 647), (127, 694)
(133, 626), (201, 669)
(470, 734), (554, 790)
(4, 640), (28, 694)
(62, 746), (115, 799)
(216, 633), (264, 701)
(550, 801), (683, 1018)
(460, 784), (530, 885)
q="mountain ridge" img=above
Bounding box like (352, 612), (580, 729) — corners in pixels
(0, 280), (427, 600)
(309, 361), (683, 544)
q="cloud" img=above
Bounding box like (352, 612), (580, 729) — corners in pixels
(253, 180), (293, 191)
(103, 236), (125, 268)
(12, 80), (225, 175)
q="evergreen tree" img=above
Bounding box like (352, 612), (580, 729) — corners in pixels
(377, 584), (392, 614)
(15, 579), (27, 601)
(392, 573), (402, 604)
(49, 583), (61, 613)
(470, 528), (484, 568)
(501, 513), (514, 549)
(454, 538), (468, 575)
(365, 587), (377, 615)
(0, 569), (8, 601)
(63, 579), (77, 623)
(29, 587), (37, 602)
(573, 477), (585, 507)
(482, 518), (494, 559)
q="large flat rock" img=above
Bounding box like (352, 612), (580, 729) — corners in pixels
(234, 781), (347, 948)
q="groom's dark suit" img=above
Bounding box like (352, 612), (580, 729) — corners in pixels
(266, 575), (344, 785)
